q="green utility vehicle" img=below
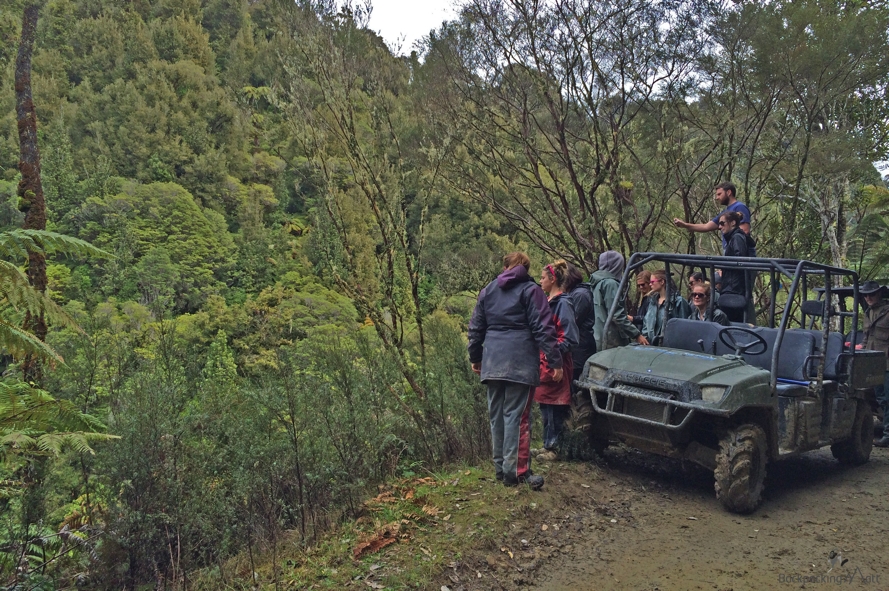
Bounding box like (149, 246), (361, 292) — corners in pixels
(574, 253), (884, 513)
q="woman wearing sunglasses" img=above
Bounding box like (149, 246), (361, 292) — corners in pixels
(629, 270), (652, 329)
(642, 269), (692, 345)
(690, 282), (729, 326)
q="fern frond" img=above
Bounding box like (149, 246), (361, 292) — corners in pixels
(0, 229), (110, 261)
(0, 260), (82, 333)
(0, 431), (37, 449)
(0, 381), (118, 459)
(0, 319), (63, 364)
(849, 213), (889, 279)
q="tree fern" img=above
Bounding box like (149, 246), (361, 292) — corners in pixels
(1, 260), (77, 325)
(0, 319), (63, 364)
(0, 229), (108, 261)
(848, 212), (889, 280)
(0, 380), (117, 467)
(0, 229), (109, 363)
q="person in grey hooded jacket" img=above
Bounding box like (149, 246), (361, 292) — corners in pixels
(468, 252), (562, 489)
(590, 251), (649, 350)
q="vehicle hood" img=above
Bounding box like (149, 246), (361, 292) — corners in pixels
(587, 345), (766, 385)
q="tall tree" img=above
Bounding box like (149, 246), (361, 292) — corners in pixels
(15, 5), (47, 382)
(429, 0), (708, 267)
(276, 4), (442, 397)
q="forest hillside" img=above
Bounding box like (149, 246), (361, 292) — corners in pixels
(1, 0), (888, 588)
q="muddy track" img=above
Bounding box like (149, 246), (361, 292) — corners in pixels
(433, 445), (889, 591)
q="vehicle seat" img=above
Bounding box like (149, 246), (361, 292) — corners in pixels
(802, 330), (846, 380)
(663, 318), (720, 354)
(663, 320), (818, 390)
(775, 382), (809, 397)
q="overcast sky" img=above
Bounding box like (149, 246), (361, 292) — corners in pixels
(366, 0), (459, 54)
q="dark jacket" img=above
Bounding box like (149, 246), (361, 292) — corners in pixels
(567, 283), (596, 365)
(864, 299), (889, 370)
(719, 227), (749, 296)
(535, 292), (578, 405)
(632, 295), (652, 329)
(468, 266), (562, 386)
(691, 306), (730, 326)
(642, 291), (692, 344)
(548, 292), (578, 355)
(590, 270), (640, 350)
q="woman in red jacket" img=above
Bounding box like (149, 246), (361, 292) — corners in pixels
(534, 259), (579, 462)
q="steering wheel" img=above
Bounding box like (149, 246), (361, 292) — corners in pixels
(718, 326), (768, 356)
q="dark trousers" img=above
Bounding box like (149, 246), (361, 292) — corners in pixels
(540, 403), (571, 450)
(876, 371), (889, 438)
(724, 306), (746, 323)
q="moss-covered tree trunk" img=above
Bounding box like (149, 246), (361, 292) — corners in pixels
(16, 5), (47, 382)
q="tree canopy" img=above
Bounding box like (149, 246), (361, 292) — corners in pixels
(0, 0), (887, 587)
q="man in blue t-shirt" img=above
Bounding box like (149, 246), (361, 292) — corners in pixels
(673, 182), (754, 254)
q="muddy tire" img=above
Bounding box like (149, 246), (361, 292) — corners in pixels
(831, 401), (873, 466)
(569, 388), (608, 459)
(714, 424), (767, 514)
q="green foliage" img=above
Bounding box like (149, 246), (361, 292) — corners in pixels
(2, 0), (888, 588)
(0, 379), (115, 467)
(0, 378), (113, 588)
(0, 228), (109, 363)
(848, 184), (889, 280)
(76, 181), (234, 311)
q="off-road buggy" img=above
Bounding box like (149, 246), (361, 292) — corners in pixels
(574, 253), (884, 513)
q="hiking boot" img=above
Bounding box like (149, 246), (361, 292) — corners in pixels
(875, 436), (889, 448)
(503, 472), (545, 490)
(525, 474), (544, 491)
(536, 450), (559, 462)
(530, 448), (544, 457)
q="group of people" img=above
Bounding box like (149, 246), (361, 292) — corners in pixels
(467, 182), (759, 489)
(465, 183), (889, 486)
(466, 254), (597, 489)
(628, 268), (730, 343)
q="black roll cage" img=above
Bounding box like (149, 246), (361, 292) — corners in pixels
(602, 253), (862, 391)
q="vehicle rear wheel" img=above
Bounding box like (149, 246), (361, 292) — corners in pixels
(714, 424), (767, 514)
(831, 401), (873, 466)
(568, 388), (608, 460)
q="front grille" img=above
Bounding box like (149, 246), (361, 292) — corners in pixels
(623, 396), (666, 422)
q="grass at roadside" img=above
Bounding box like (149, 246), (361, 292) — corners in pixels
(197, 464), (556, 590)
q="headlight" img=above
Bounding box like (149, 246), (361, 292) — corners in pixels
(586, 364), (608, 383)
(701, 386), (728, 402)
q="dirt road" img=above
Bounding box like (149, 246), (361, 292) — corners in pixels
(439, 445), (889, 591)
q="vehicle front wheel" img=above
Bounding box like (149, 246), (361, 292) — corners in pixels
(715, 424), (767, 514)
(831, 401), (873, 466)
(568, 388), (608, 460)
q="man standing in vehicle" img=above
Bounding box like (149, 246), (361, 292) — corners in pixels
(861, 280), (889, 447)
(673, 182), (754, 255)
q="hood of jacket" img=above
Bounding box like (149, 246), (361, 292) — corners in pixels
(597, 251), (625, 278)
(590, 269), (619, 287)
(497, 265), (532, 289)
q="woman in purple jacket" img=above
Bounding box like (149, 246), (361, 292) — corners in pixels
(468, 252), (563, 490)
